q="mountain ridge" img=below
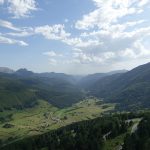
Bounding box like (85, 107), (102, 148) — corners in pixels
(0, 62), (149, 111)
(87, 62), (150, 110)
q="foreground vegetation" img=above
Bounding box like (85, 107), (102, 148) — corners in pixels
(1, 112), (144, 150)
(0, 98), (115, 146)
(123, 114), (150, 150)
(1, 98), (150, 150)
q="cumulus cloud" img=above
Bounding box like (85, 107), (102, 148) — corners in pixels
(68, 0), (150, 67)
(4, 19), (150, 66)
(34, 24), (101, 49)
(1, 0), (150, 71)
(35, 24), (70, 40)
(72, 25), (150, 65)
(75, 0), (149, 30)
(0, 0), (37, 18)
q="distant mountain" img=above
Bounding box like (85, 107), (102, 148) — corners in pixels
(78, 70), (127, 89)
(106, 70), (128, 75)
(87, 62), (150, 110)
(0, 64), (149, 111)
(38, 72), (77, 84)
(0, 67), (14, 74)
(15, 68), (34, 77)
(14, 69), (78, 84)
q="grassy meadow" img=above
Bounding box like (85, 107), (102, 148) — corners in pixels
(0, 98), (115, 145)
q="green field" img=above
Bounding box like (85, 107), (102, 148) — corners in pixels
(0, 98), (115, 145)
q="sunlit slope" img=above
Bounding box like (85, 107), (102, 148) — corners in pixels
(0, 99), (115, 144)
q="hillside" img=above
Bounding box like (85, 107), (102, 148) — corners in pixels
(78, 70), (127, 89)
(1, 111), (144, 150)
(0, 63), (150, 111)
(87, 63), (150, 110)
(0, 99), (115, 146)
(0, 71), (84, 110)
(123, 114), (150, 150)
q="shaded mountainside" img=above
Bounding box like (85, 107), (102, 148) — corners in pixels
(78, 70), (127, 89)
(86, 62), (150, 110)
(0, 72), (84, 110)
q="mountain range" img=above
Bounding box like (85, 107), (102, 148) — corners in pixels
(0, 69), (84, 110)
(0, 62), (150, 111)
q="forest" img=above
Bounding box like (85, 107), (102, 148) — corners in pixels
(123, 114), (150, 150)
(1, 112), (144, 150)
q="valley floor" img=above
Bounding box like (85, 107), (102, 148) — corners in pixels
(0, 98), (115, 145)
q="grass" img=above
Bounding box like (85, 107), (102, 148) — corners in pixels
(0, 98), (115, 145)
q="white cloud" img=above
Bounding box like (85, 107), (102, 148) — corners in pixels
(7, 30), (34, 37)
(36, 19), (150, 66)
(34, 24), (99, 49)
(3, 22), (73, 46)
(35, 24), (70, 40)
(138, 0), (149, 7)
(0, 19), (35, 37)
(8, 0), (37, 18)
(75, 0), (149, 30)
(0, 0), (37, 18)
(75, 25), (150, 64)
(0, 34), (28, 46)
(0, 19), (21, 31)
(64, 37), (100, 48)
(1, 0), (149, 72)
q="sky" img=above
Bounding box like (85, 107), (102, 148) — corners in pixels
(0, 0), (150, 74)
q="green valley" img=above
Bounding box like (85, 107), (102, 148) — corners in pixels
(0, 98), (115, 146)
(0, 62), (150, 149)
(1, 0), (150, 149)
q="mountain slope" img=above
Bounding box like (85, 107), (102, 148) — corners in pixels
(78, 70), (127, 89)
(88, 62), (150, 110)
(0, 71), (84, 110)
(0, 63), (150, 111)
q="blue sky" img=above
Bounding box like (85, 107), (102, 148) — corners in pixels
(0, 0), (150, 74)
